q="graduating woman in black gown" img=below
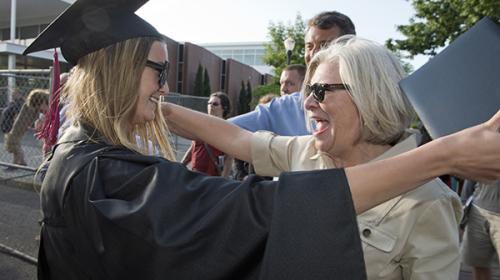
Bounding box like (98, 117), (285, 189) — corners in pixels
(24, 1), (500, 279)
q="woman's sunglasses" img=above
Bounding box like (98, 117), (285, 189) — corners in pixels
(304, 83), (351, 103)
(146, 60), (169, 88)
(208, 102), (220, 107)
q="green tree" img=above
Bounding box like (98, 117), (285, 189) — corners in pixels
(393, 50), (414, 74)
(238, 80), (250, 114)
(250, 83), (280, 108)
(193, 64), (204, 96)
(263, 13), (306, 76)
(386, 0), (500, 58)
(203, 68), (211, 97)
(246, 80), (252, 103)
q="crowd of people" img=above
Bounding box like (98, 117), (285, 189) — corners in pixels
(4, 0), (498, 279)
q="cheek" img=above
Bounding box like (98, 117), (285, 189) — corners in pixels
(338, 103), (362, 139)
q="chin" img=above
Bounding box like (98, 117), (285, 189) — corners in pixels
(133, 115), (155, 125)
(314, 140), (327, 153)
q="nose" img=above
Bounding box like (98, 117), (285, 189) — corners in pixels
(280, 85), (287, 95)
(311, 45), (321, 58)
(159, 82), (169, 96)
(304, 92), (319, 111)
(306, 45), (322, 64)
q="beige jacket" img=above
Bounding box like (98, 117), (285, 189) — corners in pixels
(251, 131), (463, 280)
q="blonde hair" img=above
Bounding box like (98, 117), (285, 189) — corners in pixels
(304, 35), (415, 145)
(259, 93), (278, 104)
(27, 89), (49, 108)
(63, 37), (175, 160)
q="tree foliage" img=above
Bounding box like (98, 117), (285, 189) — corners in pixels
(393, 50), (414, 74)
(238, 80), (251, 114)
(386, 0), (500, 58)
(250, 83), (280, 109)
(262, 14), (306, 77)
(193, 64), (204, 96)
(193, 64), (211, 97)
(203, 68), (211, 97)
(246, 80), (252, 102)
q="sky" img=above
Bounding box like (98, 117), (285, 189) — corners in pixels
(137, 0), (430, 69)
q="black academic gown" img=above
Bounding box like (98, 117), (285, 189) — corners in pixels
(38, 123), (366, 280)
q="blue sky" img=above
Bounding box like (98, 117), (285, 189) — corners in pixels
(138, 0), (429, 69)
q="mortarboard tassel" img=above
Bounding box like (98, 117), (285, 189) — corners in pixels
(37, 49), (61, 154)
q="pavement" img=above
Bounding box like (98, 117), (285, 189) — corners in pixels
(0, 184), (39, 280)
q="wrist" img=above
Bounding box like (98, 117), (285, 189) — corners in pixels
(160, 102), (171, 117)
(427, 136), (453, 176)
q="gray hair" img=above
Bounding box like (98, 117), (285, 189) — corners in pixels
(303, 35), (415, 145)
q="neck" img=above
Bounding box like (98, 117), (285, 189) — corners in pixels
(330, 142), (392, 168)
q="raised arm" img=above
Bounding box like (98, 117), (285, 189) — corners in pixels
(162, 102), (253, 162)
(347, 110), (500, 214)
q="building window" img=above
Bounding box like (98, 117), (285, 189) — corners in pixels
(220, 60), (226, 91)
(176, 44), (184, 93)
(0, 28), (10, 41)
(19, 25), (39, 39)
(243, 55), (254, 65)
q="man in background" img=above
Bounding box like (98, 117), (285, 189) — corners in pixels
(230, 11), (356, 136)
(461, 180), (500, 280)
(0, 90), (25, 134)
(279, 64), (305, 96)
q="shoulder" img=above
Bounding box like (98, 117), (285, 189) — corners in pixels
(70, 143), (172, 191)
(405, 179), (460, 203)
(268, 92), (302, 107)
(252, 131), (311, 150)
(393, 179), (462, 226)
(361, 179), (461, 223)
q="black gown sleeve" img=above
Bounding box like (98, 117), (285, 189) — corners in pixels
(40, 147), (366, 280)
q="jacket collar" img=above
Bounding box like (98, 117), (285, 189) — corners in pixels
(58, 121), (108, 145)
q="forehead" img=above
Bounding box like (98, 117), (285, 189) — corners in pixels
(148, 41), (168, 60)
(280, 69), (300, 79)
(209, 96), (221, 102)
(305, 26), (342, 43)
(311, 62), (340, 83)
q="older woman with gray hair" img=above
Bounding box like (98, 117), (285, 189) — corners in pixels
(297, 35), (461, 279)
(164, 35), (470, 279)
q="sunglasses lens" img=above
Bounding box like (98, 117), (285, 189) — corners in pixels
(311, 84), (324, 102)
(159, 71), (167, 87)
(305, 84), (321, 102)
(314, 91), (321, 103)
(147, 60), (169, 88)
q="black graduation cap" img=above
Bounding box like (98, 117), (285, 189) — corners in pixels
(23, 0), (161, 65)
(399, 17), (500, 139)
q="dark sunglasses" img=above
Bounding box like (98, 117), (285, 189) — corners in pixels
(207, 102), (220, 106)
(145, 60), (169, 88)
(304, 83), (351, 103)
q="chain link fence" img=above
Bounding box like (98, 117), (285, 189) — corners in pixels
(164, 93), (208, 161)
(0, 69), (208, 185)
(0, 70), (51, 176)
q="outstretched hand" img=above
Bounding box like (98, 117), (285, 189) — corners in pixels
(444, 110), (500, 183)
